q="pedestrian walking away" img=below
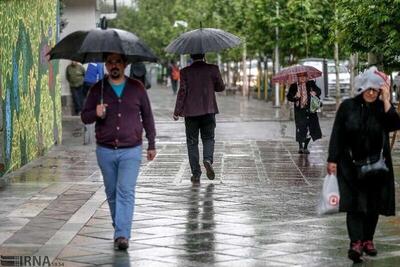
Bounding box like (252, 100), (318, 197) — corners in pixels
(66, 61), (85, 115)
(327, 66), (400, 263)
(169, 59), (180, 95)
(129, 62), (151, 89)
(81, 53), (157, 250)
(286, 72), (322, 154)
(173, 53), (225, 184)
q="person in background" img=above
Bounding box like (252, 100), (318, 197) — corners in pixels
(83, 62), (104, 97)
(286, 72), (322, 154)
(82, 62), (104, 145)
(173, 53), (225, 184)
(129, 62), (151, 89)
(66, 61), (85, 115)
(169, 59), (180, 95)
(327, 66), (400, 263)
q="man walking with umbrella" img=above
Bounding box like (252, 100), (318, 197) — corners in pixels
(48, 25), (158, 249)
(173, 53), (225, 184)
(81, 53), (157, 250)
(166, 27), (240, 184)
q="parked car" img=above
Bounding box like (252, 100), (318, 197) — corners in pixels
(327, 62), (350, 98)
(298, 58), (326, 98)
(298, 58), (351, 99)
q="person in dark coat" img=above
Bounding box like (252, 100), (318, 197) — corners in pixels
(286, 72), (322, 153)
(173, 53), (225, 184)
(327, 66), (400, 263)
(168, 59), (180, 95)
(129, 62), (151, 89)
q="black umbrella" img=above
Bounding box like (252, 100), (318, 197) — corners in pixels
(165, 28), (241, 55)
(48, 28), (158, 63)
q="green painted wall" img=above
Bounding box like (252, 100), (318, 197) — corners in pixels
(0, 0), (62, 176)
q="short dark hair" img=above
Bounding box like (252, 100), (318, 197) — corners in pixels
(190, 54), (205, 60)
(104, 53), (128, 63)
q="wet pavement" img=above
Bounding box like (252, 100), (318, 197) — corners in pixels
(1, 85), (400, 266)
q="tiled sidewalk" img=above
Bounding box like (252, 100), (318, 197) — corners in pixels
(1, 86), (400, 266)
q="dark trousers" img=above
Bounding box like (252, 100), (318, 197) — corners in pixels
(346, 212), (379, 243)
(70, 86), (85, 114)
(171, 79), (178, 94)
(83, 81), (95, 97)
(184, 114), (216, 177)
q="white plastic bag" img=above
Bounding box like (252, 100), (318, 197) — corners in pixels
(317, 174), (340, 215)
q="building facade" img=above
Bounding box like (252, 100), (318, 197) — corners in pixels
(60, 0), (100, 115)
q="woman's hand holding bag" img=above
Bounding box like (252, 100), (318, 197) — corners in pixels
(317, 163), (340, 215)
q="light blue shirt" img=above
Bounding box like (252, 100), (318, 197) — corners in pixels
(110, 80), (126, 98)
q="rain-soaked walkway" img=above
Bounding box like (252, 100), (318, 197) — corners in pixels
(1, 85), (400, 266)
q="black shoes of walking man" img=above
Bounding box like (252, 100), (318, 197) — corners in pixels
(348, 240), (378, 263)
(114, 237), (129, 250)
(191, 160), (215, 185)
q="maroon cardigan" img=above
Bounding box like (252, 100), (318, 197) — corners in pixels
(81, 77), (156, 150)
(174, 61), (225, 117)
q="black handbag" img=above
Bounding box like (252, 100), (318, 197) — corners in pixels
(351, 132), (389, 180)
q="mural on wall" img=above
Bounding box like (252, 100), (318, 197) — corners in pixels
(0, 0), (62, 176)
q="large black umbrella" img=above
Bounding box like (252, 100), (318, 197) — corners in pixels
(165, 28), (241, 55)
(48, 28), (158, 63)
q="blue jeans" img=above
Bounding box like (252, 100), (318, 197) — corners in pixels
(96, 145), (142, 240)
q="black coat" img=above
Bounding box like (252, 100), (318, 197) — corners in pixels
(286, 80), (322, 142)
(129, 62), (151, 89)
(328, 96), (400, 215)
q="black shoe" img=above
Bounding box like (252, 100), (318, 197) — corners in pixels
(303, 148), (310, 154)
(203, 160), (215, 180)
(298, 148), (304, 154)
(190, 175), (200, 185)
(348, 240), (363, 263)
(114, 237), (129, 250)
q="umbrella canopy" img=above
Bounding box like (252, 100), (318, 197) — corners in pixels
(48, 28), (158, 63)
(272, 65), (322, 85)
(165, 28), (241, 55)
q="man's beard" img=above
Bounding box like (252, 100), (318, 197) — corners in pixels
(110, 68), (122, 79)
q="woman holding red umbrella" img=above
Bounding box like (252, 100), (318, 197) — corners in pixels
(286, 72), (322, 153)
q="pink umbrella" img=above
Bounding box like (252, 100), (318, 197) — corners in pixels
(272, 65), (322, 85)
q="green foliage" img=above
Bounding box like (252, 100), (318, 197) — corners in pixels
(278, 0), (337, 62)
(110, 0), (400, 69)
(336, 0), (400, 70)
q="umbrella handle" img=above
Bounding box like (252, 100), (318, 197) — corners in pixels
(100, 77), (104, 104)
(99, 77), (107, 119)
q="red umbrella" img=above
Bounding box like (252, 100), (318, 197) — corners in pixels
(272, 65), (322, 85)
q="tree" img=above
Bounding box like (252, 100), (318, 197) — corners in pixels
(336, 0), (400, 71)
(110, 0), (180, 60)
